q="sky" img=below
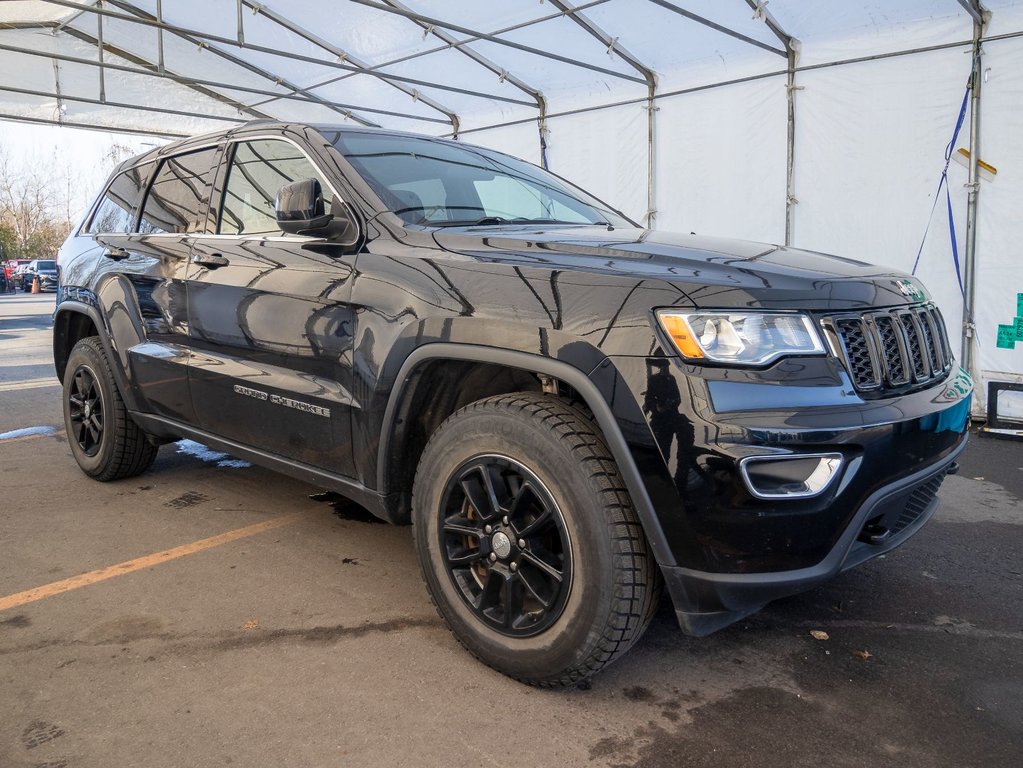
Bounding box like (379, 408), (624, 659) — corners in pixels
(0, 120), (166, 223)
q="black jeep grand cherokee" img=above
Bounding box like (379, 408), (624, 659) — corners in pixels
(54, 122), (972, 686)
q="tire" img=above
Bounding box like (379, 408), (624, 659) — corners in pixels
(413, 392), (662, 687)
(62, 336), (159, 481)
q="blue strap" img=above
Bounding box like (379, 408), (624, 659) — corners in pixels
(945, 172), (966, 297)
(911, 84), (971, 300)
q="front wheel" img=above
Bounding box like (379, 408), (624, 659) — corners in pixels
(62, 337), (158, 481)
(413, 393), (661, 687)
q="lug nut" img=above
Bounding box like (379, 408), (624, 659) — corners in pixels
(518, 539), (526, 548)
(502, 516), (510, 525)
(510, 562), (518, 572)
(484, 524), (492, 534)
(489, 552), (497, 562)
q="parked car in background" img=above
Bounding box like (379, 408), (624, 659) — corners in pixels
(53, 121), (972, 686)
(7, 259), (32, 290)
(21, 259), (58, 291)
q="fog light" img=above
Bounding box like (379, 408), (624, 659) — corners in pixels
(739, 453), (843, 499)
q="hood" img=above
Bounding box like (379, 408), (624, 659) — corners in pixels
(433, 226), (926, 311)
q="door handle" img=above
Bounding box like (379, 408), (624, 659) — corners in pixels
(192, 253), (230, 269)
(103, 247), (129, 261)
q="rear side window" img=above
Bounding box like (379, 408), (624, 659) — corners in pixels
(84, 162), (154, 234)
(139, 147), (220, 235)
(218, 139), (334, 237)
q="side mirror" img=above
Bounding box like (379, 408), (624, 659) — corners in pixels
(275, 178), (353, 241)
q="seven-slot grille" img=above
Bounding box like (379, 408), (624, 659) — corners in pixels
(827, 304), (953, 393)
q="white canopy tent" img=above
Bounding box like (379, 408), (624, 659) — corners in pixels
(2, 0), (1022, 414)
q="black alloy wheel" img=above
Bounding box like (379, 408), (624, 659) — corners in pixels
(413, 392), (661, 686)
(62, 336), (158, 481)
(67, 364), (104, 457)
(440, 455), (573, 637)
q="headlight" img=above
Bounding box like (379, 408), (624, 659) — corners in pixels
(656, 310), (825, 365)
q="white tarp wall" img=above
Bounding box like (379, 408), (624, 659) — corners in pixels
(470, 2), (1023, 415)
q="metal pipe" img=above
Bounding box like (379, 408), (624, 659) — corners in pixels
(347, 0), (647, 84)
(156, 0), (164, 73)
(547, 0), (658, 226)
(646, 82), (656, 229)
(0, 84), (247, 124)
(52, 59), (65, 124)
(451, 27), (1023, 139)
(0, 112), (188, 138)
(38, 0), (537, 106)
(97, 0), (105, 102)
(741, 0), (799, 245)
(328, 0), (612, 80)
(241, 0), (460, 133)
(961, 16), (985, 376)
(0, 39), (450, 124)
(956, 0), (984, 24)
(103, 0), (381, 127)
(60, 28), (272, 120)
(649, 0), (787, 57)
(377, 0), (544, 154)
(784, 45), (797, 245)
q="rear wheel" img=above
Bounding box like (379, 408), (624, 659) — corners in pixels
(63, 336), (158, 481)
(413, 392), (661, 686)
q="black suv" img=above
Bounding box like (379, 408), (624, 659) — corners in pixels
(54, 122), (972, 686)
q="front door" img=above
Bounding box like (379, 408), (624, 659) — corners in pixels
(187, 137), (358, 476)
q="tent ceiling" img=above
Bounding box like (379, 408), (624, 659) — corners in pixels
(0, 0), (1005, 139)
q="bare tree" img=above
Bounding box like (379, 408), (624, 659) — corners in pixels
(0, 142), (118, 260)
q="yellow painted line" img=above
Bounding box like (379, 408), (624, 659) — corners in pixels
(0, 511), (308, 613)
(0, 378), (60, 392)
(0, 377), (60, 393)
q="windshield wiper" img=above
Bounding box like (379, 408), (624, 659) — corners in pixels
(431, 217), (610, 228)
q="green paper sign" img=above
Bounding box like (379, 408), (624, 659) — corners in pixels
(1016, 316), (1023, 341)
(1018, 292), (1023, 317)
(997, 324), (1017, 349)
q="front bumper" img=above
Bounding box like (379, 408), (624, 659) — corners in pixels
(591, 355), (972, 635)
(662, 439), (964, 635)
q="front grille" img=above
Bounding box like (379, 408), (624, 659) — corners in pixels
(826, 304), (952, 395)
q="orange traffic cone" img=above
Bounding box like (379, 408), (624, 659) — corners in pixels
(31, 275), (40, 294)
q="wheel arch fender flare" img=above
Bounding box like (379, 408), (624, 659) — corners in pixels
(377, 343), (676, 567)
(53, 297), (141, 412)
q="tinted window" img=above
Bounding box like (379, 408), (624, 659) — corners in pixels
(331, 132), (631, 228)
(139, 148), (220, 234)
(34, 261), (56, 269)
(218, 140), (334, 237)
(84, 162), (154, 234)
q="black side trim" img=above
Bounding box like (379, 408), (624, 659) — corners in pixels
(377, 343), (676, 567)
(129, 412), (393, 521)
(663, 435), (968, 636)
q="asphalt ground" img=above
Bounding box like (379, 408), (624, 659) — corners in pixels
(1, 290), (1021, 768)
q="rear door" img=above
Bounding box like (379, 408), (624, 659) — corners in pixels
(84, 150), (217, 422)
(186, 135), (358, 476)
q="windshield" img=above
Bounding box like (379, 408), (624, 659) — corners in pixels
(35, 261), (56, 269)
(329, 132), (633, 228)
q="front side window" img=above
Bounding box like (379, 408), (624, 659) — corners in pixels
(139, 147), (220, 235)
(218, 140), (334, 237)
(84, 162), (154, 234)
(330, 132), (632, 228)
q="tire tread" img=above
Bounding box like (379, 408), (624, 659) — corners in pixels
(67, 337), (158, 481)
(413, 391), (662, 687)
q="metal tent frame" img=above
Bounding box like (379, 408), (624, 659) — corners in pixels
(0, 0), (1012, 371)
